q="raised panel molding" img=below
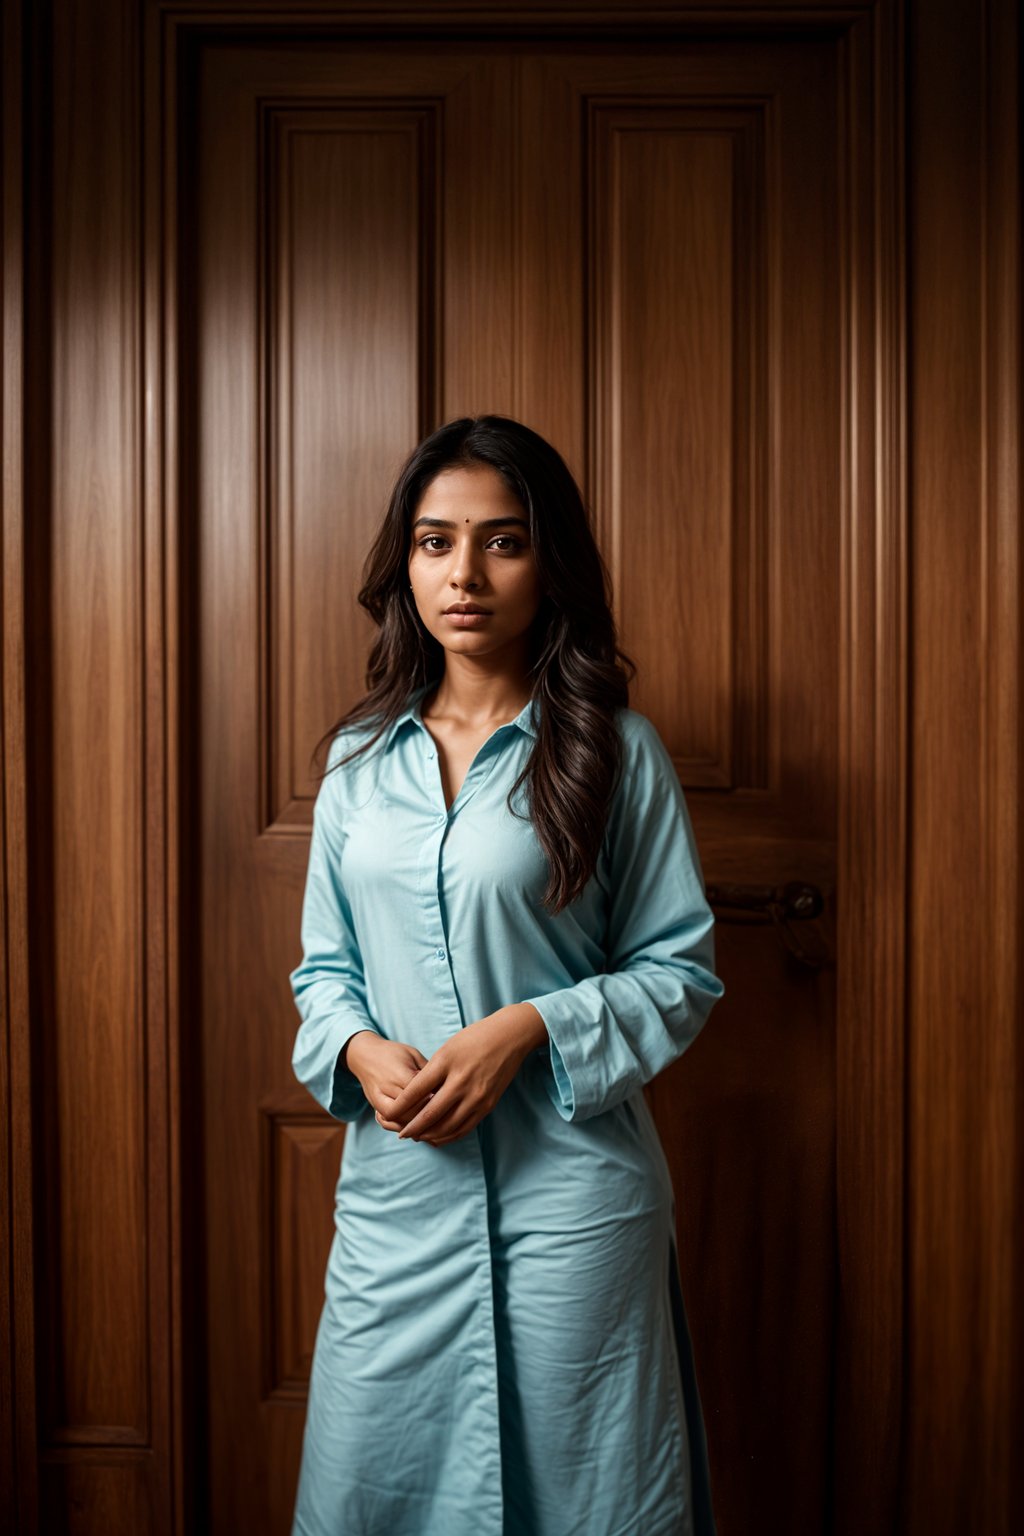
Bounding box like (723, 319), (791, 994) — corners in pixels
(590, 103), (766, 788)
(260, 1112), (344, 1400)
(261, 105), (441, 832)
(31, 0), (152, 1457)
(38, 1460), (156, 1534)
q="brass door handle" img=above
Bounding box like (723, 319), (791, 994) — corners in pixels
(705, 881), (832, 970)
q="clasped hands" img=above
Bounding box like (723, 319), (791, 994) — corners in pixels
(344, 1003), (548, 1148)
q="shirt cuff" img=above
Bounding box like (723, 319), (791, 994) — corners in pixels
(520, 991), (593, 1122)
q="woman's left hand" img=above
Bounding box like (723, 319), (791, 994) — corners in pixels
(376, 1003), (547, 1146)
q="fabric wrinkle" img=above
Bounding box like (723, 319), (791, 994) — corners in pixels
(288, 686), (725, 1535)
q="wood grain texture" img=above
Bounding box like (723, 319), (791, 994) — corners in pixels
(3, 0), (37, 1528)
(831, 5), (908, 1530)
(267, 105), (438, 826)
(260, 1114), (344, 1399)
(905, 0), (1022, 1529)
(150, 0), (881, 26)
(5, 0), (176, 1530)
(40, 0), (149, 1443)
(38, 1457), (157, 1535)
(597, 108), (739, 784)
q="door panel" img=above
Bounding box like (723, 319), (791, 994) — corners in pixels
(519, 49), (839, 1525)
(194, 35), (838, 1535)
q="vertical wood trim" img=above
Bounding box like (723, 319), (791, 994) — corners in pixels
(41, 0), (150, 1447)
(2, 0), (40, 1526)
(978, 0), (1022, 1520)
(833, 4), (908, 1529)
(905, 0), (1022, 1527)
(143, 10), (190, 1532)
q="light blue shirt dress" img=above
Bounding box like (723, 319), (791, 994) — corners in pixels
(289, 681), (726, 1536)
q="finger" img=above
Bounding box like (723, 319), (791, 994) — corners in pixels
(417, 1099), (477, 1141)
(398, 1084), (463, 1140)
(402, 1086), (487, 1142)
(387, 1076), (437, 1122)
(388, 1058), (446, 1121)
(422, 1113), (475, 1145)
(374, 1086), (439, 1132)
(382, 1089), (436, 1129)
(374, 1090), (423, 1132)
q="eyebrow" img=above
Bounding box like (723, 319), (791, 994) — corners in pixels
(411, 515), (530, 531)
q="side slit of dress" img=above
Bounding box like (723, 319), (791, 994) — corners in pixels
(667, 1226), (715, 1536)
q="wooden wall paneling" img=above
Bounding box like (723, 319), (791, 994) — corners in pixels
(37, 1461), (157, 1535)
(832, 4), (908, 1531)
(3, 0), (38, 1527)
(441, 54), (520, 421)
(589, 100), (759, 781)
(515, 55), (587, 481)
(905, 0), (1022, 1530)
(146, 12), (202, 1535)
(266, 100), (440, 828)
(259, 1114), (344, 1399)
(15, 0), (172, 1528)
(979, 2), (1023, 1519)
(46, 0), (144, 1452)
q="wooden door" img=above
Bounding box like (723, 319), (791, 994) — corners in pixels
(193, 34), (839, 1536)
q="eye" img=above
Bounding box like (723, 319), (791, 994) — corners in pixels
(414, 534), (526, 553)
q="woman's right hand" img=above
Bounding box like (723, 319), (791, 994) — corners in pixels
(344, 1031), (431, 1129)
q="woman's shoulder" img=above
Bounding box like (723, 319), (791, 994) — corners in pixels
(323, 719), (380, 771)
(606, 706), (686, 814)
(318, 716), (390, 812)
(612, 705), (673, 766)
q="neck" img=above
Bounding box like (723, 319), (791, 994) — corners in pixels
(424, 659), (533, 727)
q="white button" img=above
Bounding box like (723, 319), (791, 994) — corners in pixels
(435, 948), (446, 960)
(437, 812), (445, 823)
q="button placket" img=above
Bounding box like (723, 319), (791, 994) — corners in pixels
(415, 723), (517, 999)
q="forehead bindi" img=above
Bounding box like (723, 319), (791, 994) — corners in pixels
(412, 471), (529, 533)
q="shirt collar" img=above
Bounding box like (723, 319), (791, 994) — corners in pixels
(381, 682), (539, 753)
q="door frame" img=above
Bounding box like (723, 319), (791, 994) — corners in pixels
(145, 3), (908, 1530)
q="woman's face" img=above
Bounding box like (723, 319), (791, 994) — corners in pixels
(407, 463), (544, 664)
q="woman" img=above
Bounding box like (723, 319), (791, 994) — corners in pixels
(289, 415), (726, 1536)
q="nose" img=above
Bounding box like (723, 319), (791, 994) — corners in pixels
(449, 536), (484, 591)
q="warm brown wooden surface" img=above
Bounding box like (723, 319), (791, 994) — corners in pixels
(3, 0), (32, 1527)
(905, 0), (1022, 1529)
(6, 0), (171, 1528)
(2, 3), (1019, 1535)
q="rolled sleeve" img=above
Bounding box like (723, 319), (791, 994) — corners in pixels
(289, 748), (381, 1122)
(523, 717), (725, 1123)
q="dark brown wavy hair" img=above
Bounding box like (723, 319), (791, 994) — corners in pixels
(311, 414), (637, 914)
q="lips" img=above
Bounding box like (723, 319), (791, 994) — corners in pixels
(444, 604), (491, 615)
